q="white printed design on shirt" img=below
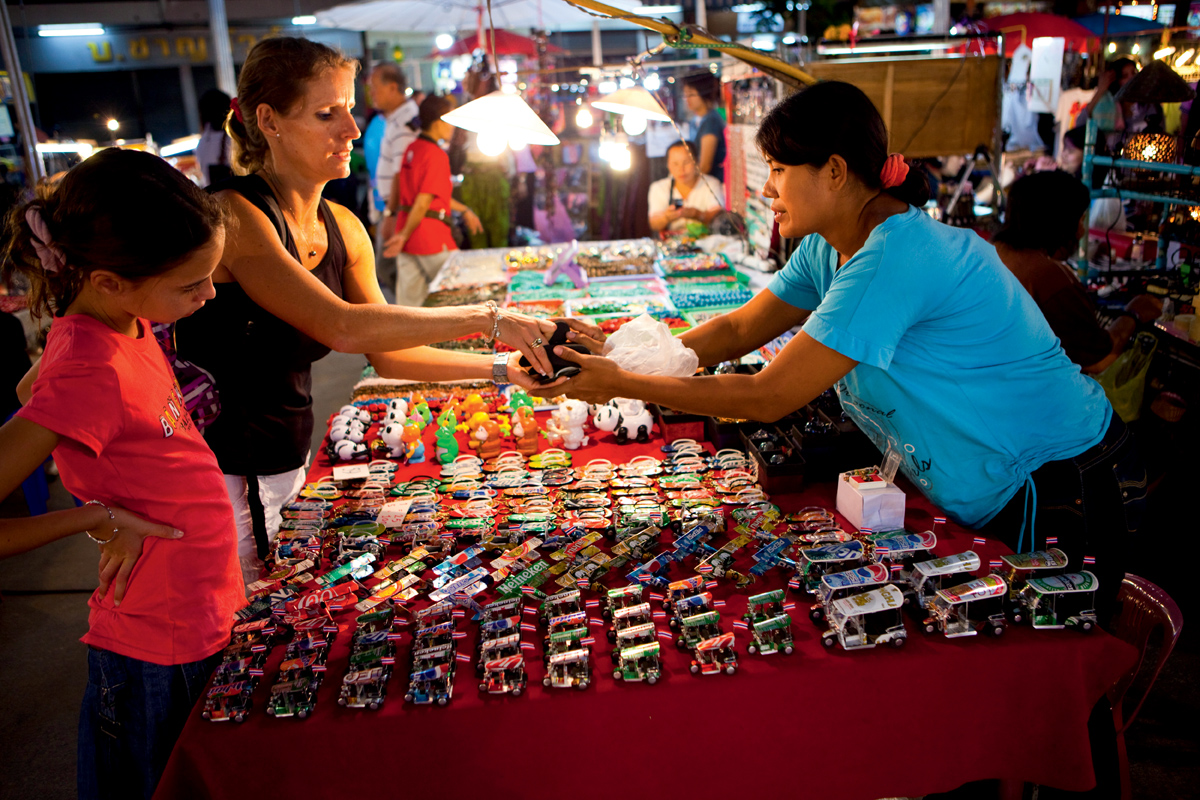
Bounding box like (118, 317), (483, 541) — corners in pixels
(837, 383), (935, 491)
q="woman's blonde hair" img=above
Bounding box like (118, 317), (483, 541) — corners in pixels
(226, 37), (359, 175)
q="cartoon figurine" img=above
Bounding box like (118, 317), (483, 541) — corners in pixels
(401, 423), (426, 464)
(461, 393), (490, 418)
(435, 424), (460, 464)
(512, 406), (540, 456)
(412, 401), (433, 428)
(379, 422), (401, 457)
(469, 417), (503, 460)
(459, 410), (490, 435)
(547, 399), (591, 450)
(592, 399), (654, 444)
(508, 389), (535, 413)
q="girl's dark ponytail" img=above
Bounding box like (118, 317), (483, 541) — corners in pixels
(885, 159), (931, 207)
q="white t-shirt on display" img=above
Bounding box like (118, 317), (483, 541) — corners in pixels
(647, 175), (726, 232)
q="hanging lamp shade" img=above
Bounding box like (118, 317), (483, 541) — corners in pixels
(1115, 60), (1196, 104)
(440, 91), (560, 146)
(591, 87), (672, 122)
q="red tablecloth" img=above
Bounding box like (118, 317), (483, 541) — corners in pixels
(155, 413), (1137, 800)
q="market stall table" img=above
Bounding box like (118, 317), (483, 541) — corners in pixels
(155, 417), (1136, 800)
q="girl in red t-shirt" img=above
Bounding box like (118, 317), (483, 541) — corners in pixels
(0, 148), (243, 800)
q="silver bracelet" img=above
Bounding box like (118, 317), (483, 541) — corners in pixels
(485, 300), (501, 346)
(84, 500), (119, 545)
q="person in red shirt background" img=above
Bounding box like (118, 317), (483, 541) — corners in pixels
(0, 148), (243, 800)
(383, 94), (483, 306)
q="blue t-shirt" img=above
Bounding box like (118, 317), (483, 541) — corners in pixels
(692, 109), (727, 183)
(768, 206), (1112, 527)
(363, 114), (387, 211)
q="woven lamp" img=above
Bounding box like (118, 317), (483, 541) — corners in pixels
(1115, 60), (1197, 103)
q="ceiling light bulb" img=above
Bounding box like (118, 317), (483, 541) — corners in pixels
(643, 73), (661, 92)
(621, 114), (648, 135)
(435, 33), (454, 50)
(610, 145), (632, 171)
(508, 136), (528, 152)
(477, 129), (508, 157)
(576, 107), (594, 128)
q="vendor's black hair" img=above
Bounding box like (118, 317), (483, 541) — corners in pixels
(993, 170), (1091, 257)
(198, 88), (232, 131)
(666, 140), (698, 160)
(755, 81), (930, 208)
(682, 73), (720, 104)
(1063, 125), (1087, 151)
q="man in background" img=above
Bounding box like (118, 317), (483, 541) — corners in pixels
(368, 63), (419, 300)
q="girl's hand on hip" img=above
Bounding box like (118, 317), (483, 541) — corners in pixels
(96, 508), (183, 606)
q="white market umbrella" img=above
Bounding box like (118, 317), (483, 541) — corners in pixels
(315, 0), (600, 33)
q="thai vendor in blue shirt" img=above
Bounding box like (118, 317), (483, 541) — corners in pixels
(534, 82), (1144, 626)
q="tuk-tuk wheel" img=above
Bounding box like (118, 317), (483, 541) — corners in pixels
(577, 680), (588, 690)
(1012, 613), (1024, 624)
(821, 635), (835, 648)
(809, 608), (824, 623)
(1080, 620), (1094, 632)
(648, 675), (657, 685)
(747, 644), (757, 654)
(234, 713), (245, 723)
(368, 701), (380, 711)
(611, 651), (620, 664)
(784, 644), (795, 655)
(613, 670), (622, 680)
(989, 623), (1005, 637)
(337, 698), (347, 707)
(924, 622), (936, 634)
(542, 677), (551, 687)
(479, 682), (487, 692)
(890, 635), (907, 649)
(690, 663), (699, 674)
(511, 687), (522, 697)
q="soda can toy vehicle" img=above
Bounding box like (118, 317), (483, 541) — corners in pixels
(609, 601), (655, 642)
(662, 576), (706, 612)
(265, 677), (318, 719)
(406, 662), (455, 705)
(614, 641), (663, 684)
(990, 549), (1069, 623)
(747, 614), (794, 656)
(906, 551), (980, 611)
(794, 540), (869, 595)
(677, 610), (722, 650)
(690, 632), (739, 675)
(1016, 571), (1100, 632)
(602, 584), (644, 619)
(810, 564), (890, 624)
(479, 655), (528, 696)
(820, 584), (907, 651)
(667, 592), (713, 629)
(540, 588), (583, 625)
(868, 531), (937, 580)
(922, 574), (1008, 638)
(202, 680), (254, 723)
(339, 666), (390, 711)
(544, 647), (591, 690)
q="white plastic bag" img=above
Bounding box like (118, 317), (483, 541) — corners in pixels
(601, 313), (699, 377)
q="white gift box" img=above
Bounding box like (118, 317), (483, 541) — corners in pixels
(836, 471), (906, 532)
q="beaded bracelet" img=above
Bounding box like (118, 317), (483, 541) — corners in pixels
(84, 500), (119, 545)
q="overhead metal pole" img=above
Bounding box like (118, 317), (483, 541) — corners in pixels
(208, 0), (237, 96)
(592, 20), (603, 66)
(0, 0), (44, 184)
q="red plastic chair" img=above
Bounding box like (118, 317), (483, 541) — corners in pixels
(1107, 574), (1185, 800)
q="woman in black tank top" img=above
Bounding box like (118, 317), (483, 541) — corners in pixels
(173, 37), (559, 585)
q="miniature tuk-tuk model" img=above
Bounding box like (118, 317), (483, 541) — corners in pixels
(690, 632), (739, 675)
(906, 551), (980, 611)
(990, 549), (1069, 623)
(667, 592), (713, 629)
(614, 641), (663, 684)
(540, 588), (583, 625)
(613, 621), (658, 662)
(609, 601), (655, 642)
(339, 666), (390, 710)
(602, 584), (644, 619)
(202, 679), (254, 723)
(663, 576), (706, 611)
(794, 540), (869, 594)
(868, 531), (937, 579)
(406, 661), (455, 705)
(677, 609), (722, 650)
(811, 563), (890, 623)
(821, 583), (907, 651)
(544, 647), (591, 689)
(1016, 571), (1100, 632)
(265, 677), (318, 718)
(479, 655), (528, 696)
(748, 614), (794, 656)
(923, 574), (1008, 638)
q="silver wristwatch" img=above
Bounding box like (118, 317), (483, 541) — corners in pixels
(492, 352), (509, 385)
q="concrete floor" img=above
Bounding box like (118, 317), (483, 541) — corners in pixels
(0, 350), (1196, 800)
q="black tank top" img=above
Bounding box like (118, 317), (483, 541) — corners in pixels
(176, 173), (347, 476)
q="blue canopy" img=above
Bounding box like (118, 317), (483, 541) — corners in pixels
(1074, 12), (1165, 35)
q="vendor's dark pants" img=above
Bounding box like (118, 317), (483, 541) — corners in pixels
(981, 414), (1146, 629)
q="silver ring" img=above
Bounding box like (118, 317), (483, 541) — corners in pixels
(531, 338), (544, 348)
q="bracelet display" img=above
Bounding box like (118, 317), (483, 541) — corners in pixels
(84, 500), (119, 545)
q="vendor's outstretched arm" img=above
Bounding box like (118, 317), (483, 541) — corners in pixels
(680, 289), (810, 368)
(533, 330), (856, 422)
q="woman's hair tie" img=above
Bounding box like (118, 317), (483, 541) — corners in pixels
(230, 96), (244, 124)
(25, 207), (66, 275)
(880, 153), (910, 189)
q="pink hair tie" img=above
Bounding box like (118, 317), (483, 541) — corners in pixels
(880, 153), (909, 189)
(25, 207), (66, 275)
(230, 97), (244, 124)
